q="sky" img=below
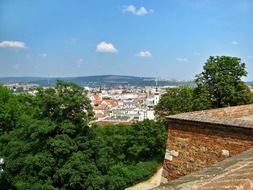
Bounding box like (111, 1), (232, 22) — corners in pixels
(0, 0), (253, 80)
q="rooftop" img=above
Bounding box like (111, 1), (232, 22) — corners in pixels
(168, 104), (253, 129)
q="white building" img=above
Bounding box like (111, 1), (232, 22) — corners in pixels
(153, 87), (160, 106)
(154, 92), (160, 106)
(138, 109), (155, 121)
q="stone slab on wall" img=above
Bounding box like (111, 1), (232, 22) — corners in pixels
(167, 104), (253, 129)
(154, 148), (253, 190)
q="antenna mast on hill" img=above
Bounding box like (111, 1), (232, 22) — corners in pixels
(47, 74), (50, 86)
(155, 77), (159, 90)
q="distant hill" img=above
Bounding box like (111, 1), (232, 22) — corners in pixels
(0, 75), (195, 87)
(1, 75), (252, 88)
(0, 77), (45, 83)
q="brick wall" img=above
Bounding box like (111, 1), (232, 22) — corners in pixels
(162, 105), (253, 183)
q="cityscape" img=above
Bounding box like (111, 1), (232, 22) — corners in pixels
(1, 1), (253, 190)
(2, 80), (253, 127)
(2, 80), (165, 124)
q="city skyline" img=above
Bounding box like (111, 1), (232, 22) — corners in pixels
(0, 0), (253, 80)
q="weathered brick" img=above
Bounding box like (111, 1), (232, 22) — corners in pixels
(162, 104), (253, 182)
(153, 149), (253, 190)
(163, 124), (253, 180)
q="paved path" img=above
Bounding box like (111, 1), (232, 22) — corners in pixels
(125, 167), (162, 190)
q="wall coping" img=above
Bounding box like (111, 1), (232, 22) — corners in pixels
(166, 104), (253, 129)
(153, 148), (253, 190)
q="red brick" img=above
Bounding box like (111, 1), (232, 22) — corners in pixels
(163, 119), (253, 180)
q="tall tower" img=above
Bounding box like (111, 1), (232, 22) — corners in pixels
(154, 79), (160, 106)
(154, 91), (160, 106)
(47, 74), (50, 86)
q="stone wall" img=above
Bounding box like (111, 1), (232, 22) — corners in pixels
(162, 104), (253, 183)
(155, 148), (253, 190)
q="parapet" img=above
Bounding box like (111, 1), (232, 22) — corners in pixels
(168, 104), (253, 129)
(154, 148), (253, 190)
(162, 104), (253, 183)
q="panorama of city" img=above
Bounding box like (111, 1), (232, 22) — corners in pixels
(1, 1), (253, 190)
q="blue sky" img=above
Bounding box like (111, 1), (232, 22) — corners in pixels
(0, 0), (253, 80)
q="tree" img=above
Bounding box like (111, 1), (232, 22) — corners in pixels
(192, 85), (212, 111)
(195, 56), (253, 108)
(155, 56), (253, 117)
(0, 82), (166, 190)
(127, 120), (167, 161)
(155, 86), (195, 115)
(0, 81), (96, 189)
(33, 80), (94, 125)
(0, 86), (24, 133)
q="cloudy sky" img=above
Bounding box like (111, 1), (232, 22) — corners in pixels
(0, 0), (253, 80)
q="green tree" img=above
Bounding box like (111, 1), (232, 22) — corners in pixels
(155, 86), (195, 115)
(192, 86), (212, 111)
(195, 56), (253, 108)
(0, 86), (24, 133)
(155, 56), (253, 116)
(0, 81), (96, 189)
(0, 83), (166, 190)
(33, 80), (93, 125)
(127, 120), (167, 161)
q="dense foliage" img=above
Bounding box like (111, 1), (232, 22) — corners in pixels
(195, 56), (253, 108)
(155, 86), (195, 115)
(156, 56), (253, 115)
(86, 121), (166, 190)
(0, 81), (167, 190)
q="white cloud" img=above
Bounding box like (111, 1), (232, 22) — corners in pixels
(0, 41), (26, 48)
(25, 54), (32, 59)
(176, 57), (189, 62)
(39, 53), (47, 57)
(136, 51), (152, 57)
(123, 5), (153, 16)
(77, 58), (84, 68)
(136, 7), (148, 16)
(65, 37), (78, 45)
(230, 41), (238, 45)
(33, 65), (39, 70)
(12, 65), (20, 70)
(123, 5), (136, 14)
(69, 37), (78, 43)
(96, 41), (118, 53)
